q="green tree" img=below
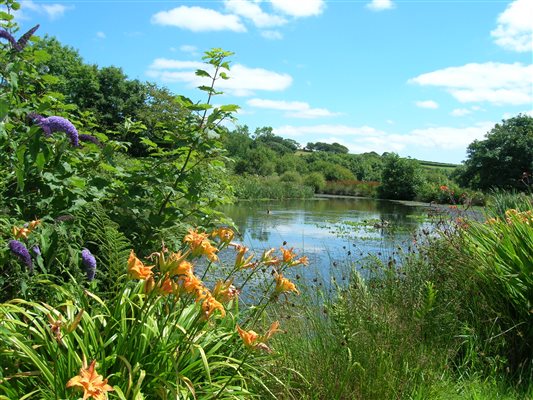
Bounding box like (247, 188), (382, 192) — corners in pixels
(378, 153), (423, 200)
(456, 114), (533, 190)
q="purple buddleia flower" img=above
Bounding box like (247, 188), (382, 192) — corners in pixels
(16, 24), (39, 50)
(0, 29), (21, 51)
(79, 134), (101, 146)
(32, 245), (41, 256)
(28, 113), (79, 146)
(8, 240), (33, 271)
(81, 248), (96, 281)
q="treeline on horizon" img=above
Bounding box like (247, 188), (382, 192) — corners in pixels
(32, 35), (533, 203)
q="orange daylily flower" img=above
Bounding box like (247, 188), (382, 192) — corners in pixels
(170, 260), (194, 277)
(157, 274), (177, 296)
(184, 229), (219, 262)
(12, 219), (41, 240)
(275, 274), (300, 295)
(280, 247), (296, 263)
(180, 272), (205, 298)
(66, 359), (113, 400)
(211, 227), (235, 244)
(232, 243), (255, 269)
(127, 250), (154, 280)
(213, 279), (239, 302)
(236, 325), (260, 348)
(236, 321), (281, 352)
(201, 293), (226, 319)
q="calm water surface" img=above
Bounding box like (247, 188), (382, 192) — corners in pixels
(221, 196), (432, 284)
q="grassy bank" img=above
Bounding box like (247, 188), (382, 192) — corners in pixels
(265, 199), (533, 399)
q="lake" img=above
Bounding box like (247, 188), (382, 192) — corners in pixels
(220, 196), (433, 286)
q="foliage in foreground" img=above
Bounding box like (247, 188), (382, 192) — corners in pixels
(0, 224), (309, 398)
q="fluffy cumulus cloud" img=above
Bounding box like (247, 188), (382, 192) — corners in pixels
(491, 0), (533, 53)
(20, 0), (70, 20)
(247, 98), (340, 118)
(274, 121), (494, 160)
(146, 58), (292, 96)
(366, 0), (395, 11)
(415, 100), (439, 109)
(151, 6), (246, 32)
(409, 62), (533, 105)
(224, 0), (287, 28)
(269, 0), (325, 17)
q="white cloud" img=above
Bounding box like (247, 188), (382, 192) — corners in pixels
(224, 0), (287, 28)
(450, 108), (471, 117)
(151, 6), (246, 32)
(274, 122), (494, 156)
(146, 59), (292, 96)
(20, 0), (70, 20)
(269, 0), (325, 17)
(149, 58), (206, 70)
(96, 31), (106, 39)
(491, 0), (533, 53)
(247, 98), (340, 118)
(180, 45), (197, 53)
(415, 100), (439, 109)
(366, 0), (395, 11)
(409, 62), (533, 105)
(261, 30), (283, 40)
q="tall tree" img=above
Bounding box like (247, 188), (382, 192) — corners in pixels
(457, 115), (533, 190)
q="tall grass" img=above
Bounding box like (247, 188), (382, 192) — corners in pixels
(267, 198), (533, 399)
(232, 175), (314, 200)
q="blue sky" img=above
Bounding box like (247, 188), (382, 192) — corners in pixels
(14, 0), (533, 163)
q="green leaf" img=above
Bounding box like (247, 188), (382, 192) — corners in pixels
(0, 98), (8, 120)
(219, 72), (229, 80)
(195, 69), (211, 78)
(219, 104), (239, 112)
(32, 49), (52, 63)
(35, 152), (45, 171)
(0, 11), (14, 21)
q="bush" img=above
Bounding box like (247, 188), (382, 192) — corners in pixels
(303, 172), (326, 192)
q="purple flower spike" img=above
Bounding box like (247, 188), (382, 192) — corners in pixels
(29, 114), (79, 146)
(8, 240), (33, 271)
(81, 248), (96, 281)
(16, 24), (39, 50)
(0, 29), (20, 51)
(79, 134), (100, 146)
(32, 245), (41, 256)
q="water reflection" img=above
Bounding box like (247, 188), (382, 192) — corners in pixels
(220, 197), (430, 285)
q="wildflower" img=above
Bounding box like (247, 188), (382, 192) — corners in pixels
(32, 245), (41, 256)
(180, 272), (205, 298)
(213, 279), (239, 302)
(274, 273), (299, 295)
(201, 293), (226, 319)
(12, 226), (31, 240)
(260, 248), (280, 266)
(29, 113), (79, 146)
(0, 29), (18, 49)
(184, 229), (218, 262)
(439, 185), (449, 191)
(280, 247), (296, 263)
(15, 24), (39, 50)
(170, 259), (193, 277)
(151, 248), (189, 276)
(211, 227), (234, 244)
(79, 134), (101, 146)
(236, 320), (281, 352)
(66, 359), (113, 400)
(232, 243), (255, 269)
(127, 250), (154, 280)
(81, 248), (97, 281)
(8, 240), (32, 271)
(47, 313), (63, 342)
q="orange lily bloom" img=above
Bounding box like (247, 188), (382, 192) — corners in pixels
(275, 274), (300, 295)
(184, 229), (219, 262)
(66, 359), (113, 400)
(280, 247), (296, 263)
(127, 250), (154, 280)
(201, 293), (226, 319)
(232, 243), (255, 269)
(180, 272), (205, 298)
(236, 325), (259, 348)
(213, 280), (239, 302)
(237, 320), (281, 352)
(211, 227), (235, 244)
